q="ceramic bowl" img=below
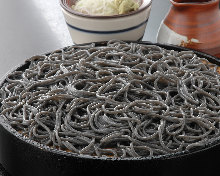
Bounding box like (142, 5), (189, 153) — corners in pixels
(156, 0), (220, 58)
(59, 0), (152, 44)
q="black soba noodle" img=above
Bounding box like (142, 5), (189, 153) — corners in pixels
(1, 40), (220, 158)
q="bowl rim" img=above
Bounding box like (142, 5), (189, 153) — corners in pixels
(59, 0), (152, 19)
(170, 0), (219, 6)
(1, 40), (220, 162)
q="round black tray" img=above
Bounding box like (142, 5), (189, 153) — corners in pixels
(1, 41), (220, 176)
(0, 164), (10, 176)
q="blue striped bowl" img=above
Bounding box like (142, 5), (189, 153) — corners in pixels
(60, 0), (152, 44)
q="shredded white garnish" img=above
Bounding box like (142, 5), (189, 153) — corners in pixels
(72, 0), (140, 16)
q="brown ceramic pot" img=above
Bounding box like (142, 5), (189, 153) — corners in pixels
(157, 0), (220, 58)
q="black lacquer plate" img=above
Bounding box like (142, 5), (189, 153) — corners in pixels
(0, 41), (220, 176)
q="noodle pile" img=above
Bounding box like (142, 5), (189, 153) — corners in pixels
(1, 40), (220, 158)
